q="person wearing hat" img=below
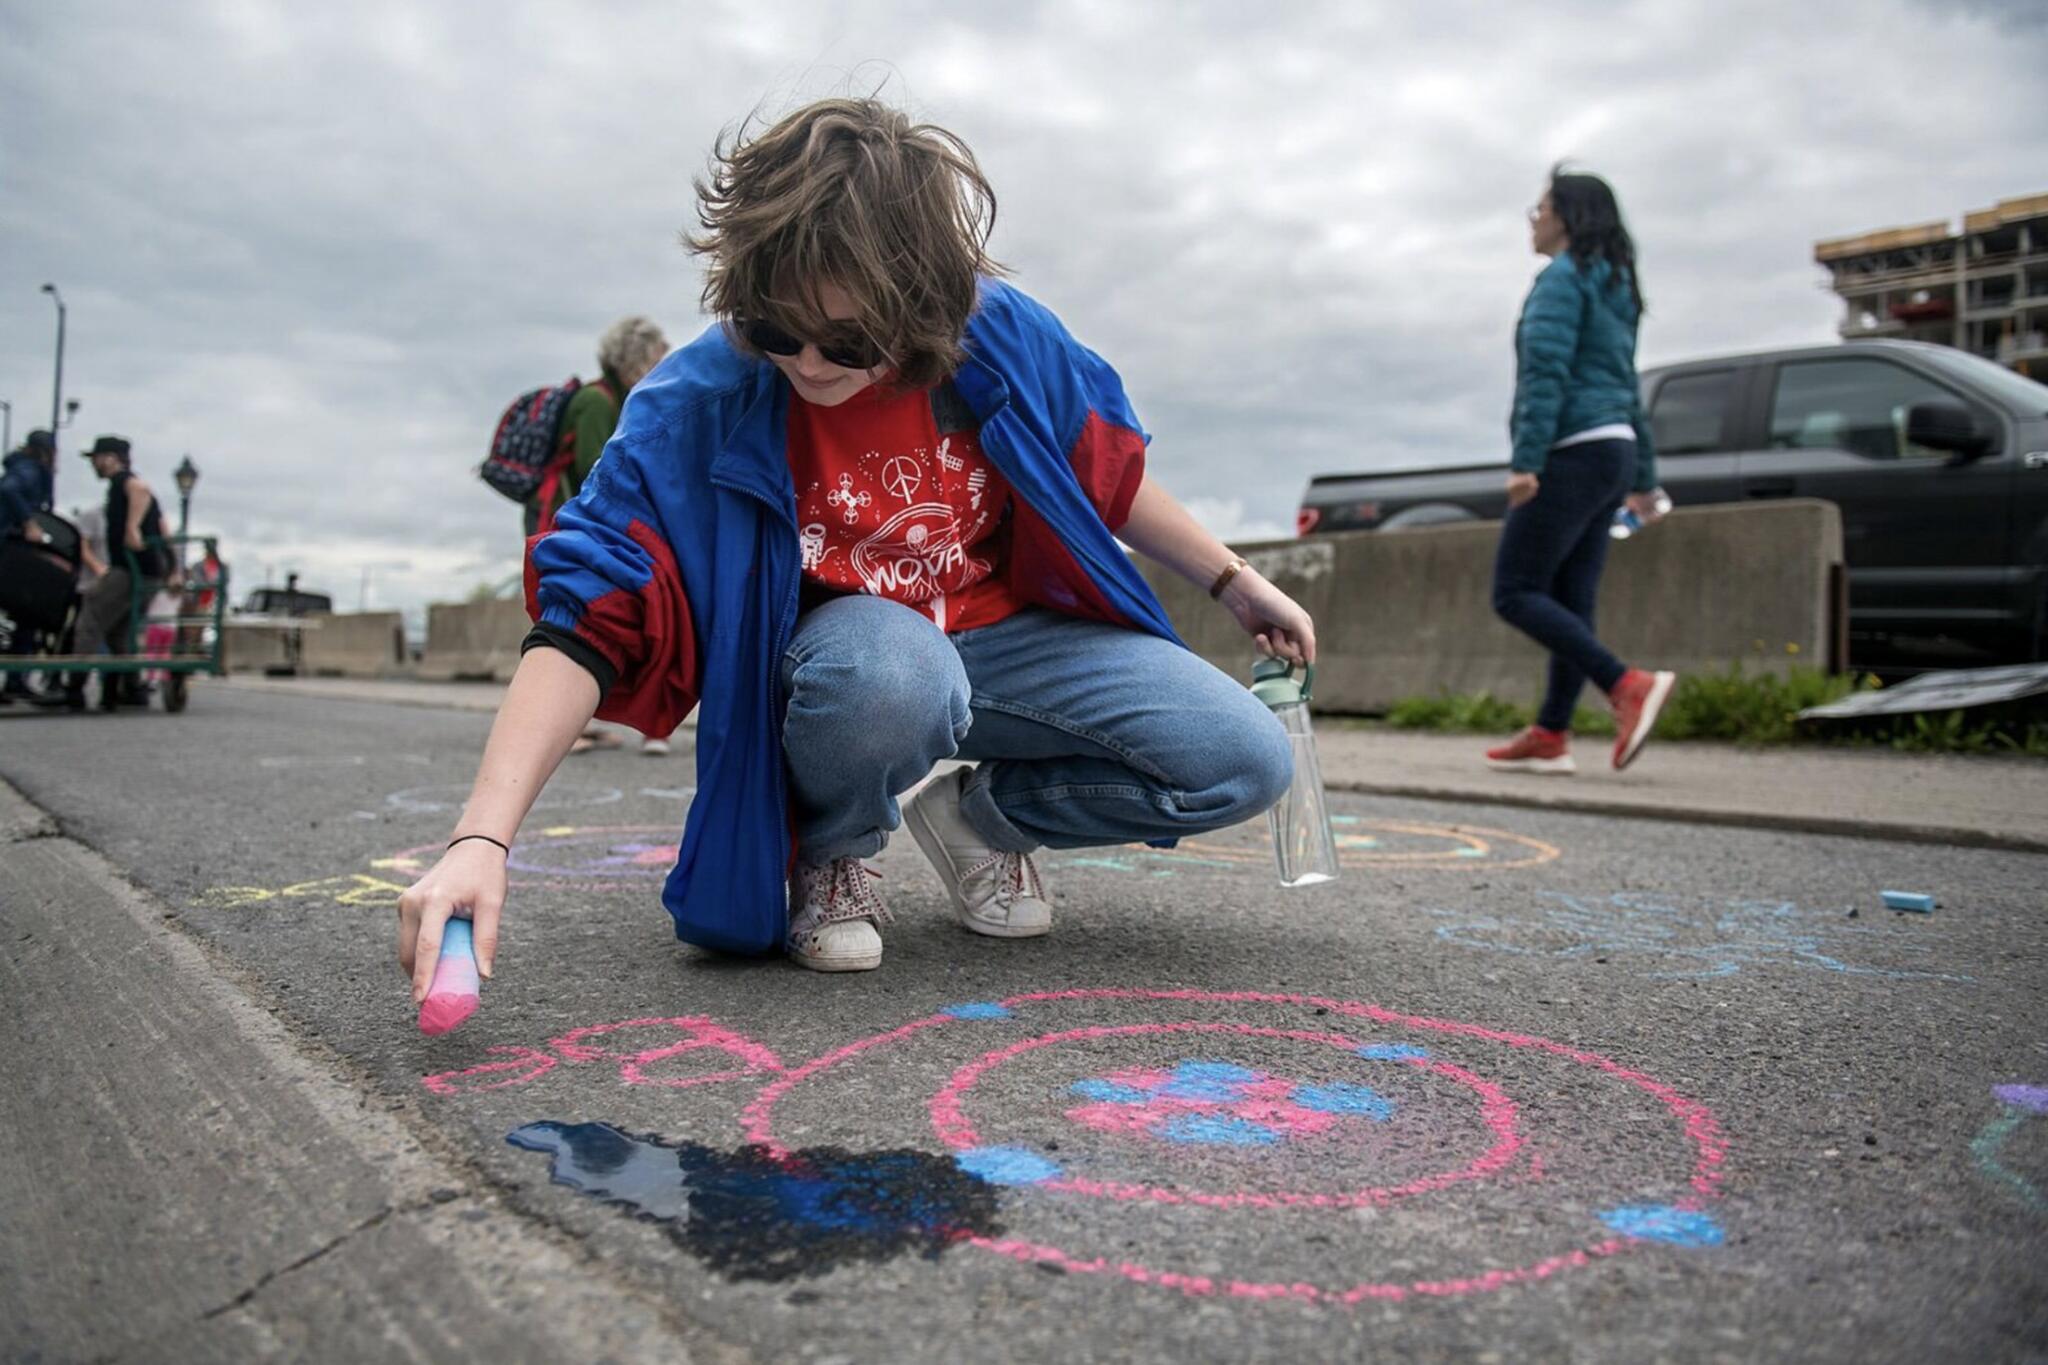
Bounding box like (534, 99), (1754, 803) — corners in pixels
(0, 430), (59, 702)
(66, 435), (172, 709)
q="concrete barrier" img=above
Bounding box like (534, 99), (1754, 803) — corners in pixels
(1140, 499), (1845, 713)
(219, 623), (296, 675)
(300, 611), (407, 678)
(417, 599), (531, 681)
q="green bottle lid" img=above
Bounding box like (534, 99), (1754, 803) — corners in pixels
(1250, 657), (1313, 709)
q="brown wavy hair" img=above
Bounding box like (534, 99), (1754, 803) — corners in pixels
(687, 98), (1004, 389)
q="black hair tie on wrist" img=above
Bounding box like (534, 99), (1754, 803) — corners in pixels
(447, 833), (510, 855)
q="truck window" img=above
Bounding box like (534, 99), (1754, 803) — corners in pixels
(1766, 357), (1966, 461)
(1647, 370), (1736, 455)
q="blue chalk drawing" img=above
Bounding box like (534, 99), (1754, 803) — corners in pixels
(1155, 1113), (1282, 1146)
(1070, 1079), (1154, 1104)
(956, 1147), (1063, 1185)
(1422, 890), (1973, 983)
(1599, 1204), (1725, 1247)
(1973, 1085), (2047, 1214)
(1358, 1044), (1431, 1062)
(1158, 1061), (1263, 1102)
(942, 1002), (1014, 1020)
(1290, 1083), (1396, 1121)
(1063, 855), (1142, 872)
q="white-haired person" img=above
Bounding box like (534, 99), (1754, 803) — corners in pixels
(525, 314), (675, 755)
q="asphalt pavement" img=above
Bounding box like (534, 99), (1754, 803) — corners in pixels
(2, 684), (2045, 1364)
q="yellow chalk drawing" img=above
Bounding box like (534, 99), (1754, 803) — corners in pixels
(194, 873), (411, 910)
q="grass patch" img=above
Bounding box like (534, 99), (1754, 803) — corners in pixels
(1372, 664), (2048, 754)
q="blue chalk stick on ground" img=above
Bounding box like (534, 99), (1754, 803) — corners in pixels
(1880, 891), (1936, 913)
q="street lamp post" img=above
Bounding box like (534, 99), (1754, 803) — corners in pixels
(173, 455), (199, 538)
(0, 399), (10, 453)
(40, 284), (65, 495)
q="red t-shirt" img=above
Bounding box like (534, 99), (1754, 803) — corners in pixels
(786, 382), (1023, 633)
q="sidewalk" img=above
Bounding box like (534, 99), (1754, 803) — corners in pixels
(0, 778), (713, 1364)
(211, 675), (2048, 854)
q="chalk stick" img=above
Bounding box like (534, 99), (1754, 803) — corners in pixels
(418, 917), (481, 1036)
(1879, 891), (1936, 914)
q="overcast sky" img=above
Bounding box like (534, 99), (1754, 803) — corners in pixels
(3, 0), (2043, 622)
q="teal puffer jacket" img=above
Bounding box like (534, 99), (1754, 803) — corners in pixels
(1509, 253), (1659, 491)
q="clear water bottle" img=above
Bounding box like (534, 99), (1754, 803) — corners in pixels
(1250, 657), (1339, 888)
(1610, 489), (1673, 540)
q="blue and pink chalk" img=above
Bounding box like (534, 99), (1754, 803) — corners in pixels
(418, 918), (482, 1036)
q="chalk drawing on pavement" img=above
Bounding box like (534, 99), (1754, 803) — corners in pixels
(428, 989), (1728, 1305)
(1051, 819), (1561, 878)
(383, 782), (627, 815)
(507, 1121), (1004, 1280)
(1973, 1084), (2048, 1214)
(192, 817), (697, 911)
(1422, 891), (1973, 983)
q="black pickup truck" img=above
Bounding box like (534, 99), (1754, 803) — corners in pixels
(1296, 339), (2048, 661)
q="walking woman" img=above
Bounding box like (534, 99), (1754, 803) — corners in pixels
(1486, 166), (1674, 775)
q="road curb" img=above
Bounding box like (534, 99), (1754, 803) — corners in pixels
(1327, 778), (2048, 855)
(0, 777), (743, 1364)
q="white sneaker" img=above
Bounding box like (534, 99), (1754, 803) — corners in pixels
(787, 858), (888, 972)
(905, 769), (1053, 938)
(640, 738), (671, 757)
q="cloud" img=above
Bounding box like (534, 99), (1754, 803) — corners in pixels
(2, 0), (2041, 628)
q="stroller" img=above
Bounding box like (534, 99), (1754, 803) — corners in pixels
(0, 511), (83, 693)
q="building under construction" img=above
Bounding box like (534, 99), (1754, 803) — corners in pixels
(1814, 191), (2048, 378)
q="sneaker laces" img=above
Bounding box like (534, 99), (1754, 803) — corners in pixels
(961, 849), (1045, 908)
(808, 858), (893, 928)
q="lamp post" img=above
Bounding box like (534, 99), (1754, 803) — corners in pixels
(40, 283), (65, 496)
(173, 455), (199, 537)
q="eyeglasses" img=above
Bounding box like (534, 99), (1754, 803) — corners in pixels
(738, 318), (885, 371)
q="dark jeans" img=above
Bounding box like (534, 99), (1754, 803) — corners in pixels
(1491, 439), (1635, 732)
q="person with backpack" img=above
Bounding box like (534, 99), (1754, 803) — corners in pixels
(520, 317), (671, 538)
(492, 317), (671, 754)
(397, 96), (1311, 998)
(0, 429), (57, 703)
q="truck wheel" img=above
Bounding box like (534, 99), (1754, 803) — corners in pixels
(163, 673), (189, 713)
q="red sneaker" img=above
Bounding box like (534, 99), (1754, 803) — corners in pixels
(1609, 669), (1677, 770)
(1485, 726), (1576, 774)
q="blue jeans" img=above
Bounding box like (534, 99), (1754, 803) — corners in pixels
(1491, 439), (1635, 732)
(779, 597), (1294, 866)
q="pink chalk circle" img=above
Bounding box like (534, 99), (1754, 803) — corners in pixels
(735, 987), (1727, 1304)
(926, 1022), (1522, 1210)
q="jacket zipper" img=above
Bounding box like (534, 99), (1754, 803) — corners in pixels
(711, 470), (802, 890)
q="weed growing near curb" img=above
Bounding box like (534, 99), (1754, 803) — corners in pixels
(1371, 665), (2048, 754)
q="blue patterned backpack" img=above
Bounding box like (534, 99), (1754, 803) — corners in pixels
(480, 378), (583, 506)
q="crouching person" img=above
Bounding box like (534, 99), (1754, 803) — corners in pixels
(397, 97), (1313, 996)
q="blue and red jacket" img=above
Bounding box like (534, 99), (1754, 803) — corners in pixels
(526, 280), (1183, 954)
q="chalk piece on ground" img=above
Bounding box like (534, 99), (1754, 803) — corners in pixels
(1879, 890), (1937, 914)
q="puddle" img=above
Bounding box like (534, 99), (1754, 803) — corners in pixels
(507, 1121), (1004, 1281)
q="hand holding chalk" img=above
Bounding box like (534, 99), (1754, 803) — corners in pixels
(418, 917), (482, 1036)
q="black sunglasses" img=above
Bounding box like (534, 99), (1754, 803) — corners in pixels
(739, 318), (885, 371)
